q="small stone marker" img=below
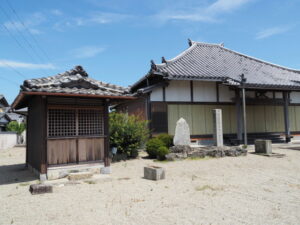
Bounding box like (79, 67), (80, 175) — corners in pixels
(173, 118), (191, 146)
(212, 109), (223, 147)
(29, 184), (53, 195)
(255, 139), (272, 154)
(144, 166), (165, 181)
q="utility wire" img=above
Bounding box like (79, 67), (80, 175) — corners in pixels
(0, 61), (27, 79)
(5, 0), (52, 62)
(0, 5), (50, 76)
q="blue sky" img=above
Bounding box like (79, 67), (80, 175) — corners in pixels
(0, 0), (299, 103)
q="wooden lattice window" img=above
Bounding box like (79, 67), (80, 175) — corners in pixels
(48, 107), (104, 138)
(78, 109), (104, 136)
(48, 109), (76, 137)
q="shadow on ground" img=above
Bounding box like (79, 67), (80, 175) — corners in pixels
(0, 163), (37, 185)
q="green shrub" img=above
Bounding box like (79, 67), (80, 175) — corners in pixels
(157, 133), (173, 148)
(109, 112), (149, 158)
(146, 138), (165, 158)
(156, 146), (169, 161)
(6, 121), (26, 135)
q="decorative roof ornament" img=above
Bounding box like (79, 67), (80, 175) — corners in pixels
(150, 60), (157, 70)
(161, 57), (167, 63)
(220, 42), (224, 47)
(188, 38), (193, 47)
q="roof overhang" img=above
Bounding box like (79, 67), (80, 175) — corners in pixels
(12, 91), (136, 110)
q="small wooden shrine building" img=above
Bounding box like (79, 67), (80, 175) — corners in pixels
(12, 66), (134, 180)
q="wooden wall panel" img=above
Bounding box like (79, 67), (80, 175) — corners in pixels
(151, 102), (168, 133)
(294, 106), (300, 131)
(254, 105), (266, 132)
(289, 106), (296, 132)
(78, 138), (104, 162)
(168, 105), (178, 135)
(47, 139), (76, 165)
(275, 106), (284, 132)
(191, 105), (206, 135)
(167, 104), (291, 136)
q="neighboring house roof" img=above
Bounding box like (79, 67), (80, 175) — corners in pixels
(6, 112), (23, 121)
(0, 95), (9, 107)
(131, 40), (300, 91)
(12, 65), (135, 109)
(0, 113), (11, 126)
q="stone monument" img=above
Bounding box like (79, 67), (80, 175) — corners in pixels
(173, 118), (191, 146)
(212, 109), (223, 147)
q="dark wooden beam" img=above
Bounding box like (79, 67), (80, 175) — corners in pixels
(190, 81), (194, 102)
(283, 91), (291, 143)
(162, 86), (166, 102)
(40, 96), (47, 175)
(235, 89), (243, 143)
(103, 99), (110, 167)
(216, 83), (219, 102)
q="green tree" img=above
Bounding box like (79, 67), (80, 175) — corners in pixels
(109, 112), (149, 158)
(7, 121), (26, 135)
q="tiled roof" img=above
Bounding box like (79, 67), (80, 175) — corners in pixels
(21, 66), (130, 96)
(138, 41), (300, 90)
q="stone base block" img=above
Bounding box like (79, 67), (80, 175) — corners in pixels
(100, 167), (111, 174)
(29, 184), (53, 195)
(68, 172), (93, 181)
(255, 139), (272, 154)
(144, 166), (165, 181)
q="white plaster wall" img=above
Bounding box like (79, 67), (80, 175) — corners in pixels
(165, 80), (191, 102)
(0, 133), (17, 150)
(290, 92), (300, 103)
(219, 85), (234, 102)
(193, 81), (217, 102)
(275, 92), (283, 99)
(265, 92), (273, 98)
(150, 87), (163, 101)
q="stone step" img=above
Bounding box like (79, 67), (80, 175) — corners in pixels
(68, 172), (93, 181)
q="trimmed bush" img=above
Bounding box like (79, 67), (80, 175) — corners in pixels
(157, 133), (173, 148)
(109, 112), (149, 158)
(6, 121), (26, 135)
(156, 146), (170, 160)
(146, 138), (165, 159)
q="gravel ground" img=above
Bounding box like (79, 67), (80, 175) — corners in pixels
(0, 145), (300, 225)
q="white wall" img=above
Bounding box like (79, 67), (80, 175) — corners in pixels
(165, 80), (191, 102)
(219, 84), (234, 102)
(150, 87), (163, 101)
(193, 81), (217, 102)
(290, 92), (300, 103)
(0, 132), (17, 150)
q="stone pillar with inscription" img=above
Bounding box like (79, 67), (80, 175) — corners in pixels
(213, 109), (223, 147)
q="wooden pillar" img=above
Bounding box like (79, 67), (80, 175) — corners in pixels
(104, 99), (110, 167)
(40, 96), (47, 175)
(235, 89), (243, 144)
(283, 91), (291, 143)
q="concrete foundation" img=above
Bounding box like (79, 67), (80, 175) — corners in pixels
(47, 162), (104, 180)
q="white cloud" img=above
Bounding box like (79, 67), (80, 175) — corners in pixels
(256, 26), (291, 39)
(53, 12), (131, 31)
(71, 46), (106, 59)
(0, 60), (55, 69)
(3, 12), (45, 35)
(155, 0), (252, 23)
(51, 9), (63, 16)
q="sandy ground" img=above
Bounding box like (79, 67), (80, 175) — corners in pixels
(0, 145), (300, 225)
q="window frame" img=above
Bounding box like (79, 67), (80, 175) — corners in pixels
(47, 105), (105, 139)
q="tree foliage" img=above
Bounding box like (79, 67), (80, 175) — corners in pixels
(6, 121), (26, 135)
(109, 112), (149, 158)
